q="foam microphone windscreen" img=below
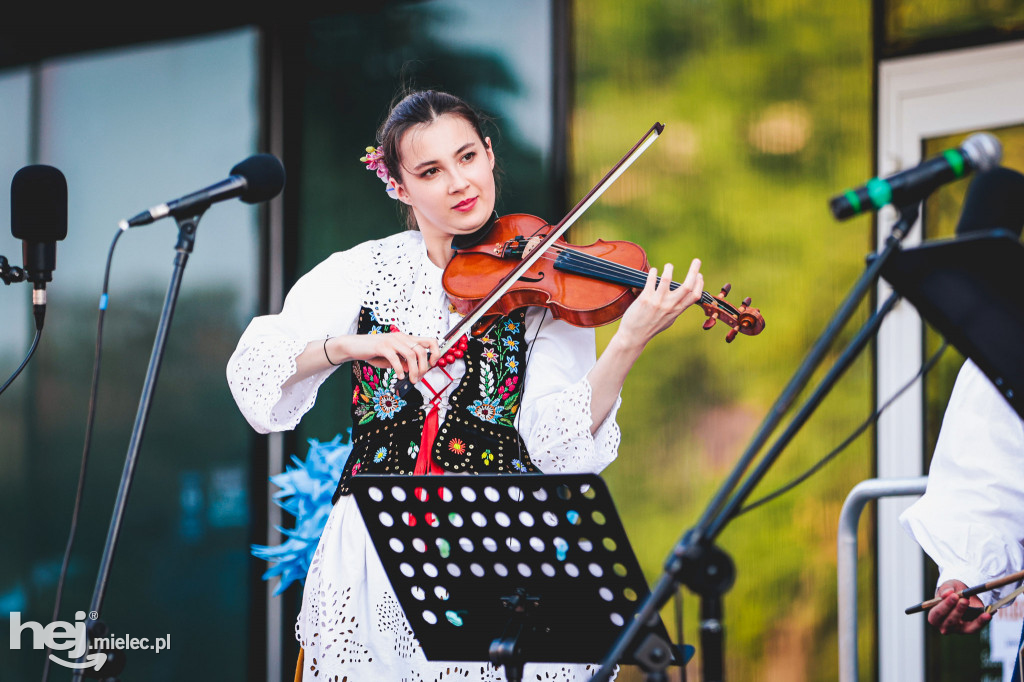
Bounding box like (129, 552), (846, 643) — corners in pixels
(231, 154), (286, 204)
(11, 165), (68, 241)
(955, 166), (1024, 239)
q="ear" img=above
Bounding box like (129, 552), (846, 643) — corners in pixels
(484, 136), (495, 170)
(391, 178), (412, 206)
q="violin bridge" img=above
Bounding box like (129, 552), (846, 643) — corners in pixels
(520, 236), (544, 260)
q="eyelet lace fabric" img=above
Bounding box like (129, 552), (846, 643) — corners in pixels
(229, 337), (314, 432)
(226, 231), (621, 679)
(523, 376), (621, 475)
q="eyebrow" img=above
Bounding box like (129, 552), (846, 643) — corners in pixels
(410, 141), (477, 172)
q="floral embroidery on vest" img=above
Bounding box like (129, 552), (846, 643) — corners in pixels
(468, 318), (522, 427)
(352, 309), (407, 425)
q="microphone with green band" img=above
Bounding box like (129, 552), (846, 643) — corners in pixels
(829, 132), (1002, 220)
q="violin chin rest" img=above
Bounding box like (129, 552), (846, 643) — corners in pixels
(451, 212), (499, 250)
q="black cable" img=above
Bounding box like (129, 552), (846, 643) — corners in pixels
(0, 327), (41, 397)
(507, 308), (549, 477)
(735, 340), (950, 518)
(42, 226), (124, 682)
(513, 308), (549, 443)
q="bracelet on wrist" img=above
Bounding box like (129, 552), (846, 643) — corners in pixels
(324, 336), (341, 366)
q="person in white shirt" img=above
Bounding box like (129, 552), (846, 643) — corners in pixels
(900, 358), (1024, 635)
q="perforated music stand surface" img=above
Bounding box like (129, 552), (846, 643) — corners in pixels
(880, 231), (1024, 420)
(350, 473), (679, 666)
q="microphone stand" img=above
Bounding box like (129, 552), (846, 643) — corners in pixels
(0, 255), (27, 284)
(591, 203), (920, 682)
(72, 211), (205, 682)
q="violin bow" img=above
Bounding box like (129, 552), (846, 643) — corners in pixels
(436, 122), (666, 354)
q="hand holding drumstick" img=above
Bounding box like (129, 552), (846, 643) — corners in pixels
(905, 568), (1024, 634)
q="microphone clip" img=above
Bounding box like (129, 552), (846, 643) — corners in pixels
(0, 255), (27, 285)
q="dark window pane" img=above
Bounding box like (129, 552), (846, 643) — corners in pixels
(1, 29), (259, 681)
(882, 0), (1024, 56)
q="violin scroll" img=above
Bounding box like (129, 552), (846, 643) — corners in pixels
(701, 283), (766, 343)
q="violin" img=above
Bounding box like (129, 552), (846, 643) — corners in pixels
(442, 212), (765, 342)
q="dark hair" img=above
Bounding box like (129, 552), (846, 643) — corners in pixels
(377, 90), (494, 229)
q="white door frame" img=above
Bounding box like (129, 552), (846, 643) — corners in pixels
(876, 38), (1024, 682)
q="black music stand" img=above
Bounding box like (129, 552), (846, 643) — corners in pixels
(350, 474), (693, 681)
(880, 230), (1024, 420)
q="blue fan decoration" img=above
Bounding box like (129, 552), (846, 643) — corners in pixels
(251, 431), (352, 595)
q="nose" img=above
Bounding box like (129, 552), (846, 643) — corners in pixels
(448, 167), (470, 194)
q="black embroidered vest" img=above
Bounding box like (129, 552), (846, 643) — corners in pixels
(332, 306), (540, 502)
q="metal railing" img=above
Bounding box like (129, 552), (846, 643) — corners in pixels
(837, 476), (928, 682)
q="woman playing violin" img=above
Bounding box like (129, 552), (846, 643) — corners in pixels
(227, 89), (704, 681)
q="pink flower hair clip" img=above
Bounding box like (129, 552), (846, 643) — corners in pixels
(360, 146), (398, 200)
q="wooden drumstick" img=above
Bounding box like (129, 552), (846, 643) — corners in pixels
(905, 568), (1024, 614)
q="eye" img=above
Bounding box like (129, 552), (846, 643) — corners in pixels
(419, 167), (440, 178)
(461, 151), (477, 163)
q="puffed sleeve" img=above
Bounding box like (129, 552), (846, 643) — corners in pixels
(226, 249), (365, 434)
(516, 309), (622, 474)
(899, 360), (1024, 605)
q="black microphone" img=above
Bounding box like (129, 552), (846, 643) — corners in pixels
(829, 132), (1002, 220)
(122, 153), (285, 228)
(954, 166), (1024, 239)
(11, 165), (68, 330)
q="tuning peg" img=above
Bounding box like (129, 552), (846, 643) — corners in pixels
(704, 303), (720, 329)
(726, 327), (738, 343)
(719, 283), (732, 298)
(742, 296), (752, 307)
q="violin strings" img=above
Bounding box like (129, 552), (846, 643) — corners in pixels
(535, 245), (661, 287)
(536, 244), (720, 308)
(537, 247), (718, 307)
(547, 244), (707, 298)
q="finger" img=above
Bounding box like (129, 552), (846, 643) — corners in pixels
(693, 273), (704, 304)
(942, 596), (974, 634)
(643, 266), (658, 293)
(406, 343), (432, 383)
(928, 593), (958, 627)
(665, 259), (702, 308)
(413, 336), (441, 364)
(682, 258), (702, 293)
(658, 263), (674, 294)
(397, 339), (434, 384)
(960, 611), (991, 635)
(379, 348), (405, 380)
(394, 344), (422, 383)
(680, 272), (704, 309)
